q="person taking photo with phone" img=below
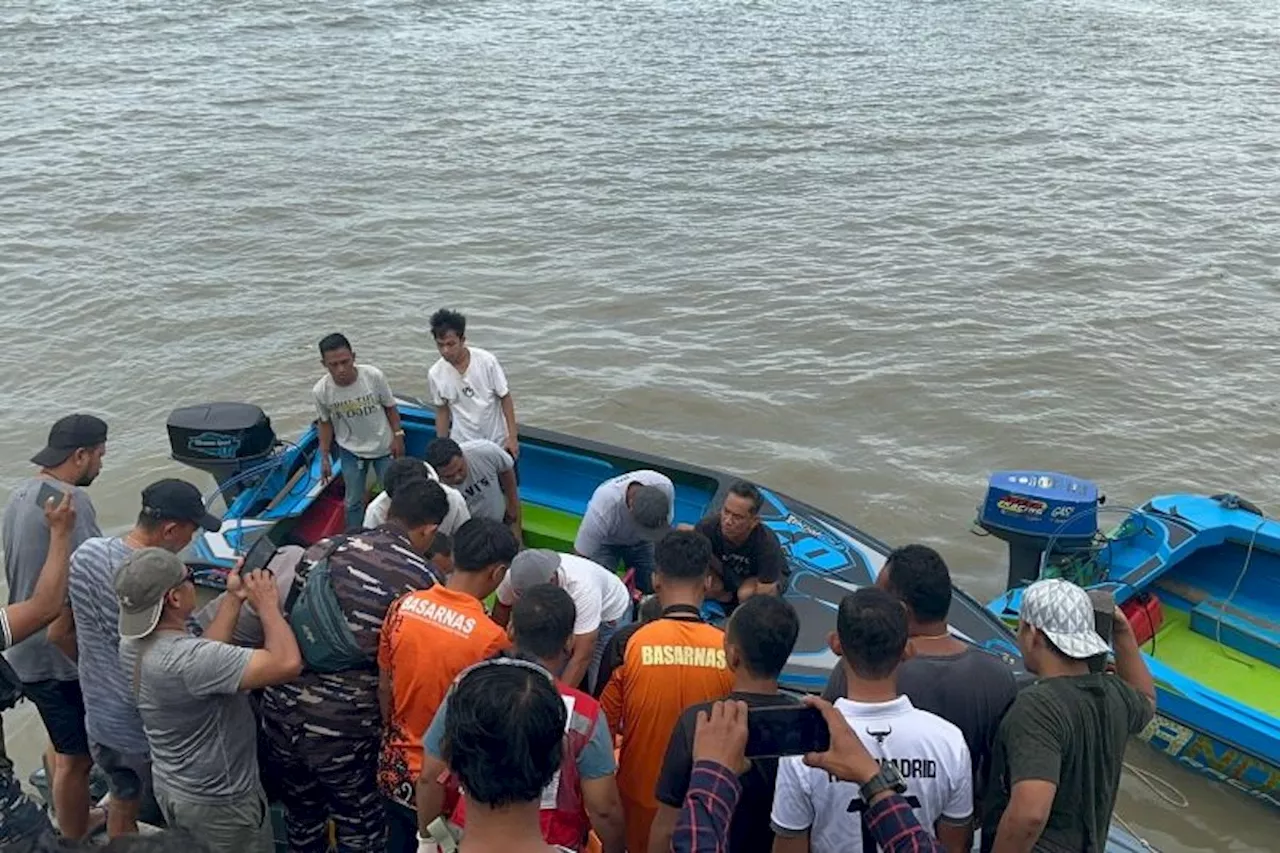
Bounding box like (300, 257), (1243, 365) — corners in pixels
(3, 413), (108, 841)
(984, 578), (1155, 853)
(649, 595), (801, 853)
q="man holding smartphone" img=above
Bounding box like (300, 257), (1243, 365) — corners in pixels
(2, 413), (108, 841)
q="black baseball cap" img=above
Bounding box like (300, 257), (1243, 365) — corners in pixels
(140, 479), (221, 532)
(31, 414), (109, 468)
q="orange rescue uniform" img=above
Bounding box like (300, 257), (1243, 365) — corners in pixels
(599, 605), (734, 853)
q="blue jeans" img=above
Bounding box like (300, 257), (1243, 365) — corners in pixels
(338, 448), (392, 533)
(587, 541), (657, 595)
(588, 609), (633, 694)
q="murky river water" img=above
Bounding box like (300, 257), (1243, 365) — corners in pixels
(3, 0), (1279, 847)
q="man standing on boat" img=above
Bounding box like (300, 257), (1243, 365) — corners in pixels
(3, 413), (108, 842)
(428, 309), (520, 462)
(313, 333), (406, 532)
(574, 470), (675, 596)
(692, 481), (789, 611)
(984, 578), (1155, 853)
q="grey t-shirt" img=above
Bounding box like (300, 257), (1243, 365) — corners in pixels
(2, 477), (100, 682)
(313, 364), (396, 459)
(458, 439), (514, 522)
(120, 631), (256, 803)
(68, 537), (149, 754)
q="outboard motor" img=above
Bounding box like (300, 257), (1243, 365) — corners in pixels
(166, 403), (278, 501)
(977, 471), (1101, 591)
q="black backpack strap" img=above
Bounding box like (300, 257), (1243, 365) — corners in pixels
(283, 535), (348, 615)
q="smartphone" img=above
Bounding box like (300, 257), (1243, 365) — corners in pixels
(745, 705), (831, 759)
(238, 532), (280, 576)
(1088, 589), (1116, 647)
(36, 481), (65, 511)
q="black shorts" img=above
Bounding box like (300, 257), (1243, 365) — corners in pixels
(22, 679), (89, 756)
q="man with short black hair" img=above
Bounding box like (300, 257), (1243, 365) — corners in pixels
(313, 333), (405, 531)
(428, 309), (520, 461)
(599, 530), (734, 853)
(693, 481), (788, 610)
(3, 413), (108, 841)
(426, 437), (520, 539)
(68, 479), (221, 839)
(440, 660), (565, 852)
(377, 517), (519, 851)
(418, 584), (626, 853)
(822, 545), (1018, 850)
(772, 587), (974, 853)
(650, 594), (801, 853)
(118, 549), (303, 853)
(260, 476), (450, 853)
(363, 456), (470, 535)
(985, 579), (1155, 853)
(574, 470), (675, 595)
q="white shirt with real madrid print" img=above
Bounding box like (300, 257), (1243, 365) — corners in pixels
(771, 695), (973, 853)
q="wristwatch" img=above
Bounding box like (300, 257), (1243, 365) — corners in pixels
(859, 762), (907, 802)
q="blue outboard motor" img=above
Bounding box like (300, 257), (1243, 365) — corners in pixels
(977, 471), (1101, 591)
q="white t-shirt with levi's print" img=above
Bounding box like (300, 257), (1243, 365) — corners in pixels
(771, 695), (973, 853)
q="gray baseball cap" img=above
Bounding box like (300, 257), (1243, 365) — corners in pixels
(116, 547), (188, 640)
(631, 485), (672, 538)
(507, 549), (563, 597)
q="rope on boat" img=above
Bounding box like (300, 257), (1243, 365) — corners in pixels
(1213, 518), (1265, 668)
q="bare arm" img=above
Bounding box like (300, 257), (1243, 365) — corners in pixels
(498, 468), (522, 540)
(935, 819), (974, 853)
(648, 804), (679, 853)
(318, 420), (335, 479)
(236, 571), (303, 690)
(491, 601), (512, 628)
(561, 630), (598, 692)
(434, 404), (451, 439)
(385, 406), (405, 458)
(991, 780), (1055, 853)
(202, 594), (247, 645)
(47, 606), (77, 662)
(499, 394), (519, 459)
(1113, 608), (1157, 710)
(6, 494), (75, 646)
(581, 775), (626, 853)
(773, 833), (810, 853)
(416, 755), (450, 834)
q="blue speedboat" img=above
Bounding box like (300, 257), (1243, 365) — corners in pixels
(163, 400), (1158, 851)
(981, 471), (1280, 810)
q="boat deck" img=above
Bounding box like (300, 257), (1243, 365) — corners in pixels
(1151, 607), (1280, 716)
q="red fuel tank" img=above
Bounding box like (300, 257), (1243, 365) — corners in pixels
(1121, 592), (1164, 647)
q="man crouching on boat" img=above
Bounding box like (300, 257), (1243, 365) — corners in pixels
(690, 481), (788, 613)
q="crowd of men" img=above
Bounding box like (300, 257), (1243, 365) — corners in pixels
(2, 308), (1156, 853)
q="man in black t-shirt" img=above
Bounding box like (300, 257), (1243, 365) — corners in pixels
(822, 544), (1019, 852)
(647, 595), (800, 853)
(692, 481), (788, 610)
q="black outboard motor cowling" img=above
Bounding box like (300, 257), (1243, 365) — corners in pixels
(167, 403), (277, 500)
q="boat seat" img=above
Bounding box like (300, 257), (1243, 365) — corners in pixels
(1189, 598), (1280, 670)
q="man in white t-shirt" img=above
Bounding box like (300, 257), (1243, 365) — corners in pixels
(313, 333), (406, 532)
(362, 456), (470, 536)
(426, 437), (521, 541)
(491, 549), (632, 694)
(573, 470), (674, 595)
(427, 309), (520, 461)
(771, 587), (973, 853)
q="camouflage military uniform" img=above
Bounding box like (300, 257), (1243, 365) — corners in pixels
(260, 527), (442, 853)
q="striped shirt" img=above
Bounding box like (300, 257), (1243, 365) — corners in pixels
(69, 536), (150, 754)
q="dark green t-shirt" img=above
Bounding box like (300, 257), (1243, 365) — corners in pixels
(984, 673), (1154, 853)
